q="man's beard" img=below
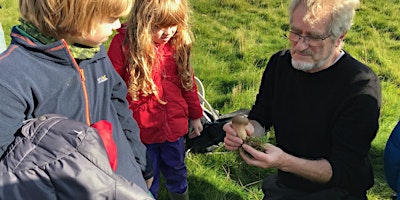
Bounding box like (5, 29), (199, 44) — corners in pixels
(291, 48), (334, 72)
(291, 59), (320, 72)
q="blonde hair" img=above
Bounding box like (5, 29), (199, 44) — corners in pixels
(19, 0), (132, 39)
(289, 0), (360, 38)
(123, 0), (194, 103)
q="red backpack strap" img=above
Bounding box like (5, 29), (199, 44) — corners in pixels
(91, 120), (118, 171)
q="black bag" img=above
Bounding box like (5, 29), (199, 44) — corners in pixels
(185, 77), (249, 153)
(185, 109), (249, 153)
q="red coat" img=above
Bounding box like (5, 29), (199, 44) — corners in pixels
(108, 27), (203, 144)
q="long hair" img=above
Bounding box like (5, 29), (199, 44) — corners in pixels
(123, 0), (194, 102)
(19, 0), (132, 39)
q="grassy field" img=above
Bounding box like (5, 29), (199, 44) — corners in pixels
(1, 0), (400, 199)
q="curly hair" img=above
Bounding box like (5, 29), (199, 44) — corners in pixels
(123, 0), (194, 103)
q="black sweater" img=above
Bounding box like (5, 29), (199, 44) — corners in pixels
(249, 50), (381, 195)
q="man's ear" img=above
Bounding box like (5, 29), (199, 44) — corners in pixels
(336, 32), (347, 47)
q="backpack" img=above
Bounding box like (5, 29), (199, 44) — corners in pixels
(0, 114), (153, 200)
(185, 77), (249, 153)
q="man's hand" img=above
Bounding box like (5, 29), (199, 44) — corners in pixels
(223, 122), (243, 151)
(239, 143), (284, 169)
(240, 143), (333, 183)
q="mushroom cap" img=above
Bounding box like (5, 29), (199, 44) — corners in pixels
(231, 115), (249, 125)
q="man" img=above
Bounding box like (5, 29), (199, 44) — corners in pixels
(223, 0), (381, 199)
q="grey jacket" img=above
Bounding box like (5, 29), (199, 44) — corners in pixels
(0, 114), (154, 200)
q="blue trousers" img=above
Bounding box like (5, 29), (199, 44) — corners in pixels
(146, 137), (188, 199)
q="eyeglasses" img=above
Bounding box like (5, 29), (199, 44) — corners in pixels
(286, 31), (331, 47)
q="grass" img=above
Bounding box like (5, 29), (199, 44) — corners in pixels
(1, 0), (400, 199)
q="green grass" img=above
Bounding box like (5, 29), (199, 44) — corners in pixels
(0, 0), (19, 46)
(1, 0), (400, 199)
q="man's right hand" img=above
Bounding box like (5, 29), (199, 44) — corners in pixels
(223, 122), (246, 151)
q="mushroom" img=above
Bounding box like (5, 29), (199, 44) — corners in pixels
(231, 114), (266, 158)
(231, 115), (249, 141)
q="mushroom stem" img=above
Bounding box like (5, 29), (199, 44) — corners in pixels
(231, 115), (249, 141)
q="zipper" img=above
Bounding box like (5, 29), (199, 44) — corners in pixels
(62, 40), (91, 125)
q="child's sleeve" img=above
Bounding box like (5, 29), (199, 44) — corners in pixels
(182, 75), (203, 120)
(109, 68), (153, 180)
(0, 86), (26, 157)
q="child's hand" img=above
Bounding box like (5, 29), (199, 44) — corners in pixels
(188, 118), (203, 139)
(145, 177), (154, 189)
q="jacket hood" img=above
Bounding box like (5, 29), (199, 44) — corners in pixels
(117, 23), (128, 34)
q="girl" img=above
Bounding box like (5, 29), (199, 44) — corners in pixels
(108, 0), (203, 199)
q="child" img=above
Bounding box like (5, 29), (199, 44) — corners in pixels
(384, 120), (400, 199)
(0, 0), (153, 196)
(108, 0), (203, 199)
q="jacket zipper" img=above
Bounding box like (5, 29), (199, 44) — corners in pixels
(62, 40), (91, 126)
